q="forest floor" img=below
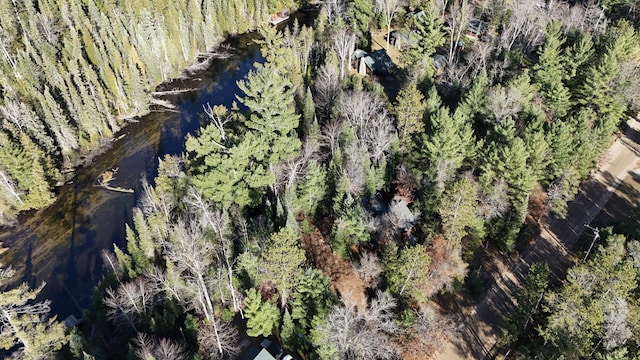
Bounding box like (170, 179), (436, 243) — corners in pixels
(436, 116), (640, 359)
(300, 218), (368, 309)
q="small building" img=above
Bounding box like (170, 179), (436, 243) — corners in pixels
(352, 49), (393, 75)
(240, 339), (281, 360)
(432, 54), (447, 73)
(63, 314), (82, 328)
(465, 19), (489, 40)
(390, 30), (419, 51)
(390, 197), (415, 232)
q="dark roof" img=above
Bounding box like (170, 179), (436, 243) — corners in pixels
(352, 49), (393, 74)
(365, 50), (393, 74)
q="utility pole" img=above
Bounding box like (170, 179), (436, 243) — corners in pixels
(583, 224), (600, 261)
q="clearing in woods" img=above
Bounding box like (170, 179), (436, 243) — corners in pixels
(299, 217), (367, 309)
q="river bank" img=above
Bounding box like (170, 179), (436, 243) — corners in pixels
(0, 31), (264, 319)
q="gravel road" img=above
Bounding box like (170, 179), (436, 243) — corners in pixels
(437, 117), (640, 360)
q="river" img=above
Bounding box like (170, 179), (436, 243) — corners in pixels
(0, 31), (267, 320)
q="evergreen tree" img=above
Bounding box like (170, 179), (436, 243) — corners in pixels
(533, 21), (571, 118)
(565, 33), (594, 85)
(188, 63), (302, 208)
(438, 177), (479, 247)
(500, 262), (550, 347)
(540, 235), (639, 358)
(403, 1), (446, 79)
(237, 63), (302, 164)
(0, 266), (68, 358)
(422, 100), (475, 184)
(350, 0), (375, 47)
(576, 20), (636, 131)
(291, 268), (335, 328)
(394, 82), (426, 154)
(261, 228), (306, 308)
(383, 243), (431, 305)
(244, 288), (280, 337)
(295, 160), (328, 217)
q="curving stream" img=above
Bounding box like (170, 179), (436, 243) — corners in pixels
(0, 31), (267, 320)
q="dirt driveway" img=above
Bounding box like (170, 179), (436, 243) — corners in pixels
(437, 117), (640, 359)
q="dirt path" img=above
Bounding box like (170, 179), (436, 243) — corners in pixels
(437, 117), (640, 360)
(300, 219), (367, 309)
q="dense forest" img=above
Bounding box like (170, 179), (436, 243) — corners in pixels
(1, 0), (640, 359)
(0, 0), (285, 225)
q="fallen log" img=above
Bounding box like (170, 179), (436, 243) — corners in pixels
(151, 88), (199, 96)
(93, 184), (134, 193)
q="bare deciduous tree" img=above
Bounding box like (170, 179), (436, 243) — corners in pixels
(314, 64), (341, 119)
(134, 333), (188, 360)
(487, 85), (522, 123)
(202, 103), (231, 148)
(497, 0), (548, 54)
(332, 26), (356, 80)
(401, 306), (461, 358)
(602, 297), (632, 350)
(318, 291), (400, 360)
(185, 189), (243, 317)
(338, 90), (385, 137)
(0, 99), (24, 130)
(447, 0), (472, 63)
(364, 110), (396, 164)
(35, 12), (61, 46)
(104, 277), (160, 331)
(0, 27), (19, 78)
(164, 220), (227, 355)
(355, 251), (383, 288)
(432, 158), (457, 193)
(478, 178), (510, 220)
(0, 169), (23, 206)
(197, 321), (241, 360)
(324, 0), (348, 24)
(376, 0), (404, 50)
(343, 142), (368, 195)
(427, 234), (467, 295)
(321, 118), (343, 156)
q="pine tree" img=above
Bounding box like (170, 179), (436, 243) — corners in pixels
(565, 33), (594, 85)
(438, 177), (479, 247)
(546, 120), (575, 181)
(261, 228), (306, 308)
(576, 20), (635, 127)
(422, 103), (475, 181)
(237, 63), (302, 164)
(394, 82), (426, 154)
(350, 0), (375, 47)
(383, 243), (431, 305)
(500, 262), (550, 347)
(0, 266), (68, 358)
(188, 63), (305, 208)
(533, 22), (571, 118)
(290, 268), (334, 328)
(244, 288), (280, 337)
(540, 235), (638, 358)
(295, 161), (328, 217)
(403, 1), (446, 79)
